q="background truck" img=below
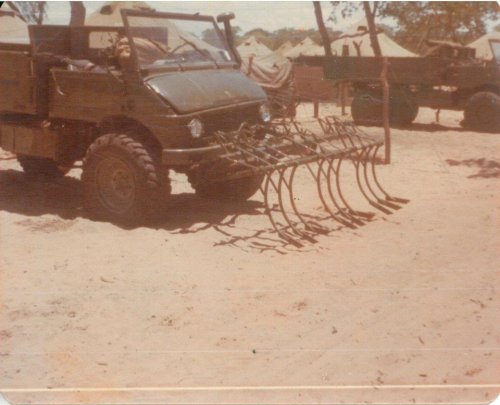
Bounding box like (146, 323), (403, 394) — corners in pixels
(0, 9), (274, 224)
(299, 39), (500, 132)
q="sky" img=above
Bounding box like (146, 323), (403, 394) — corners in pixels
(41, 1), (366, 34)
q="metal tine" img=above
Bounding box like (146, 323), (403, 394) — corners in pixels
(293, 118), (372, 223)
(288, 164), (331, 235)
(277, 167), (318, 242)
(315, 157), (362, 228)
(322, 117), (395, 214)
(329, 118), (407, 207)
(263, 170), (304, 248)
(263, 125), (335, 238)
(360, 145), (403, 210)
(319, 118), (379, 219)
(325, 155), (375, 221)
(369, 144), (410, 205)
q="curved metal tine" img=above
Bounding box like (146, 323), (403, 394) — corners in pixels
(317, 157), (360, 228)
(289, 161), (332, 235)
(263, 170), (304, 248)
(352, 146), (393, 215)
(330, 155), (376, 220)
(360, 144), (402, 210)
(277, 167), (318, 243)
(369, 145), (410, 204)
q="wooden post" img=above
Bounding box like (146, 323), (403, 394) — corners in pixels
(340, 83), (346, 116)
(381, 57), (391, 164)
(314, 100), (319, 118)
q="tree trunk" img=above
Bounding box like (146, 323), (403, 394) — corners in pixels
(70, 1), (86, 26)
(313, 1), (332, 57)
(363, 1), (382, 57)
(5, 2), (27, 22)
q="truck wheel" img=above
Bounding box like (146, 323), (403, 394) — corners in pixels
(390, 90), (419, 126)
(463, 91), (500, 133)
(352, 90), (418, 126)
(82, 133), (170, 224)
(188, 170), (264, 201)
(17, 155), (74, 179)
(351, 92), (381, 126)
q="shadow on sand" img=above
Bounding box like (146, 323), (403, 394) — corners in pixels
(0, 169), (303, 253)
(445, 158), (500, 179)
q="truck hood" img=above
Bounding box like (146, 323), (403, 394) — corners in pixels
(146, 70), (266, 114)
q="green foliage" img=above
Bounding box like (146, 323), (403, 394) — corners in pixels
(380, 2), (499, 51)
(202, 26), (242, 47)
(329, 1), (499, 53)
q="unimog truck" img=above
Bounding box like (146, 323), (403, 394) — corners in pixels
(0, 9), (272, 223)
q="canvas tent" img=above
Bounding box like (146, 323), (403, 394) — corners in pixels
(330, 19), (416, 57)
(240, 51), (292, 89)
(85, 1), (153, 26)
(0, 5), (29, 44)
(284, 37), (324, 58)
(237, 36), (272, 60)
(85, 1), (221, 59)
(468, 32), (500, 60)
(275, 41), (293, 56)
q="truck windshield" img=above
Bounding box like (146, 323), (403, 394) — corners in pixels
(122, 12), (235, 70)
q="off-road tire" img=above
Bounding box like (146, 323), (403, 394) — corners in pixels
(390, 90), (419, 126)
(188, 170), (264, 201)
(463, 91), (500, 133)
(351, 89), (418, 126)
(82, 133), (170, 224)
(17, 155), (74, 180)
(351, 91), (381, 126)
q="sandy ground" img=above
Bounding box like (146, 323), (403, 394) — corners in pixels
(0, 105), (499, 404)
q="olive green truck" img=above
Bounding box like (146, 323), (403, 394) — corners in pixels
(0, 9), (273, 223)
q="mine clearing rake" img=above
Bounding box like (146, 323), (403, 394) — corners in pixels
(211, 116), (409, 247)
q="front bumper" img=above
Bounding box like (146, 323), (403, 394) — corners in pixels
(162, 144), (225, 166)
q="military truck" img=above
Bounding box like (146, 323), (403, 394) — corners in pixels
(299, 39), (500, 132)
(0, 9), (274, 224)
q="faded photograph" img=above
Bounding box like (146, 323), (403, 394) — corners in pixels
(0, 1), (499, 404)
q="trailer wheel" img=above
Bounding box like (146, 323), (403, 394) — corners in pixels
(188, 169), (264, 201)
(351, 91), (381, 126)
(390, 90), (419, 126)
(82, 133), (170, 224)
(351, 90), (418, 126)
(463, 91), (500, 133)
(17, 155), (74, 180)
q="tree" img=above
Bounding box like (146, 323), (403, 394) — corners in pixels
(11, 1), (46, 24)
(69, 1), (85, 26)
(363, 1), (382, 56)
(330, 1), (499, 54)
(313, 1), (332, 56)
(202, 26), (242, 47)
(380, 2), (499, 52)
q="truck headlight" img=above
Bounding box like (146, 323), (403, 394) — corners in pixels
(188, 118), (203, 138)
(259, 103), (271, 123)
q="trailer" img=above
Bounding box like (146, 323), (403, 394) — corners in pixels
(298, 40), (500, 132)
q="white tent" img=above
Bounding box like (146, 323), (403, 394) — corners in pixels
(275, 41), (293, 55)
(85, 1), (220, 57)
(468, 32), (500, 60)
(284, 37), (324, 58)
(0, 5), (29, 44)
(237, 36), (272, 60)
(330, 18), (417, 57)
(85, 1), (153, 26)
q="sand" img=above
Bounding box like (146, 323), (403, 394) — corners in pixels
(0, 105), (499, 404)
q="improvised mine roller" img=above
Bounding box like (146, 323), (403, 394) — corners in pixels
(207, 116), (408, 246)
(0, 8), (407, 245)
